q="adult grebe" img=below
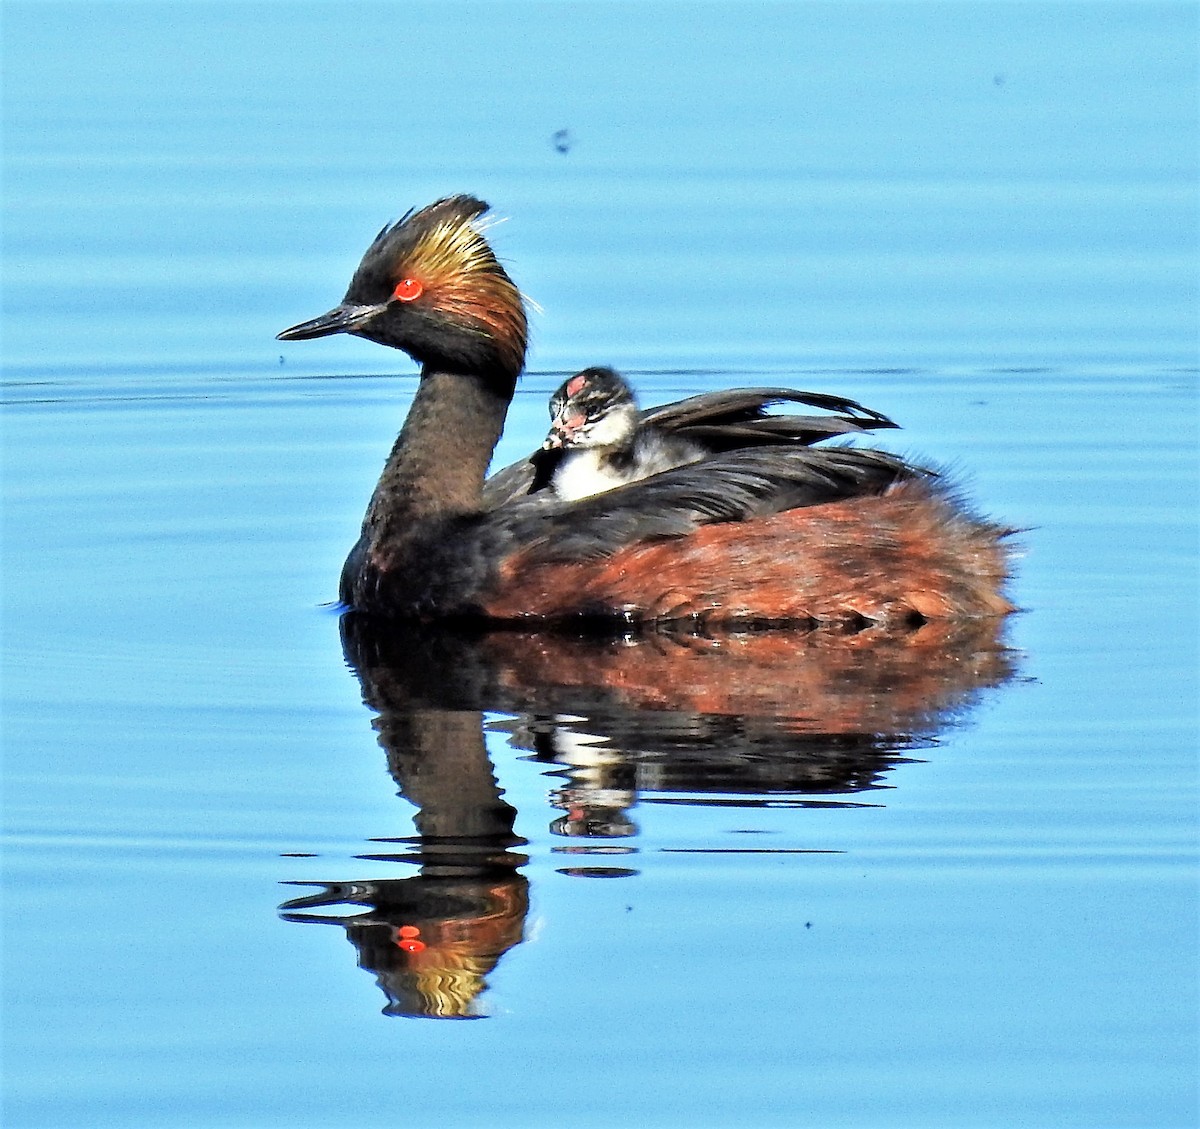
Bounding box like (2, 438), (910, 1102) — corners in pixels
(278, 195), (1012, 626)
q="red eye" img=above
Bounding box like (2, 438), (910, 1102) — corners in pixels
(392, 277), (424, 302)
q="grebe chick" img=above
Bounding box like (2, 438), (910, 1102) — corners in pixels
(277, 195), (1013, 626)
(541, 367), (706, 500)
(498, 366), (899, 504)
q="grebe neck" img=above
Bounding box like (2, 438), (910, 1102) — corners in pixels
(364, 365), (511, 533)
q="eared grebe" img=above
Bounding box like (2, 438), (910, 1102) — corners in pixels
(278, 195), (1013, 626)
(533, 366), (898, 501)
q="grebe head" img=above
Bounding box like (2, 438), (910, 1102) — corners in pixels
(277, 195), (528, 383)
(543, 366), (639, 451)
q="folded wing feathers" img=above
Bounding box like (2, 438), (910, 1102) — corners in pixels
(675, 415), (871, 448)
(641, 388), (896, 431)
(482, 456), (539, 508)
(499, 446), (916, 563)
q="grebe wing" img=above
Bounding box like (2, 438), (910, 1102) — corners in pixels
(677, 415), (875, 449)
(482, 447), (560, 508)
(493, 445), (915, 564)
(641, 388), (896, 431)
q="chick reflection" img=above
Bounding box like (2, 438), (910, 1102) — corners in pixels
(282, 613), (1015, 1017)
(488, 620), (1016, 847)
(514, 712), (916, 845)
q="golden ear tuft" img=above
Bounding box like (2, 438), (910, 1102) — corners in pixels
(350, 196), (529, 376)
(401, 201), (529, 375)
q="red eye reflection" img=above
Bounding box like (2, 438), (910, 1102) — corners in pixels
(393, 924), (426, 953)
(392, 277), (424, 302)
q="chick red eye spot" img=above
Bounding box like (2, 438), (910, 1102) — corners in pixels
(393, 277), (423, 302)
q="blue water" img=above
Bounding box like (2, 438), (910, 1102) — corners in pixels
(3, 3), (1197, 1127)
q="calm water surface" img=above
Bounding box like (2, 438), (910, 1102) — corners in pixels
(3, 3), (1197, 1127)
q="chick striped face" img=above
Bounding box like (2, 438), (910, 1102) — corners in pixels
(346, 195), (529, 380)
(544, 367), (638, 450)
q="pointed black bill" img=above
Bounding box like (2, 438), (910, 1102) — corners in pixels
(276, 302), (385, 341)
